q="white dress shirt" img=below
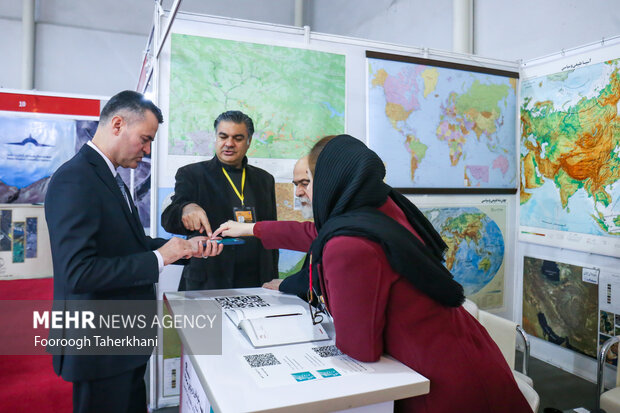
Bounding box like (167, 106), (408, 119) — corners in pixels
(86, 141), (163, 272)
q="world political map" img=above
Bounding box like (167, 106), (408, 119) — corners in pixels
(168, 34), (345, 159)
(520, 58), (620, 243)
(421, 205), (506, 309)
(368, 57), (518, 189)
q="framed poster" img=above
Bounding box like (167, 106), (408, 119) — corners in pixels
(367, 51), (519, 194)
(519, 51), (620, 258)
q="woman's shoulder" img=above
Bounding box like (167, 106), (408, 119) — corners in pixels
(324, 235), (384, 260)
(321, 235), (397, 284)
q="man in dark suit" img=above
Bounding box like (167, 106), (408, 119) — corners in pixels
(162, 110), (279, 290)
(44, 90), (221, 413)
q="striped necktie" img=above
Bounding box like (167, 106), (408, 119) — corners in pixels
(115, 173), (131, 210)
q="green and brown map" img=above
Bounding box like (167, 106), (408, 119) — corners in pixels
(168, 34), (345, 159)
(520, 58), (620, 239)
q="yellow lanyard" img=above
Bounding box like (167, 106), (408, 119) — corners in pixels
(222, 167), (246, 206)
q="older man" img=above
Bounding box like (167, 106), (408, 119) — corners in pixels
(45, 90), (220, 413)
(162, 110), (278, 290)
(293, 155), (313, 219)
(262, 155), (313, 293)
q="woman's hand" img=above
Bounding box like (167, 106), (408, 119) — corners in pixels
(212, 220), (255, 238)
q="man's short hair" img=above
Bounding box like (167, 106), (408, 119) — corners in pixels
(213, 110), (254, 139)
(100, 90), (164, 125)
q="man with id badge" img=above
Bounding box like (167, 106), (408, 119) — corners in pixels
(161, 110), (279, 291)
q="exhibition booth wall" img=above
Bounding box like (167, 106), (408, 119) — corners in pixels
(149, 11), (520, 408)
(1, 8), (619, 410)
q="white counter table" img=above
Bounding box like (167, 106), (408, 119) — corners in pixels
(164, 288), (429, 413)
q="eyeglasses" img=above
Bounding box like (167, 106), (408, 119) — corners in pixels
(307, 254), (328, 325)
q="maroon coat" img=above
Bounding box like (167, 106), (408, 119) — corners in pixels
(254, 198), (531, 412)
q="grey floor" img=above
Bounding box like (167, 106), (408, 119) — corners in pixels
(152, 354), (600, 413)
(522, 355), (597, 413)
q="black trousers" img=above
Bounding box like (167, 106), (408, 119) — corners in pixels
(72, 364), (147, 413)
(179, 276), (209, 291)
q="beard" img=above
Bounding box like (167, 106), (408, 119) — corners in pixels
(299, 196), (313, 219)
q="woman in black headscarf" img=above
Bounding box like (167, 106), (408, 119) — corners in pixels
(214, 135), (531, 413)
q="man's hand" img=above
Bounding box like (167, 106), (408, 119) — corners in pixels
(212, 220), (255, 238)
(188, 236), (223, 259)
(181, 203), (212, 236)
(262, 279), (283, 290)
(157, 237), (223, 265)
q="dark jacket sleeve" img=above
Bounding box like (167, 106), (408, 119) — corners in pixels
(45, 170), (159, 294)
(146, 237), (167, 251)
(146, 237), (189, 266)
(161, 165), (196, 235)
(279, 268), (309, 301)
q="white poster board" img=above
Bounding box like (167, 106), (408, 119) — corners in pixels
(0, 205), (52, 279)
(408, 194), (516, 315)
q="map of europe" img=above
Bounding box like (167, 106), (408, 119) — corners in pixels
(168, 34), (345, 159)
(421, 205), (506, 309)
(520, 59), (620, 239)
(368, 57), (518, 189)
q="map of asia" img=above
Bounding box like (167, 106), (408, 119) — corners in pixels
(520, 58), (620, 255)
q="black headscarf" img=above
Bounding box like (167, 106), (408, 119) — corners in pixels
(308, 135), (464, 307)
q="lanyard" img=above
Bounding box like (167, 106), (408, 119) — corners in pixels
(308, 254), (329, 314)
(222, 167), (246, 206)
(308, 254), (314, 301)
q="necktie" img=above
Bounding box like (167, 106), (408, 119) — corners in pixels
(115, 173), (131, 211)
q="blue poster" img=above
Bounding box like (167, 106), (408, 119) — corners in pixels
(0, 116), (76, 203)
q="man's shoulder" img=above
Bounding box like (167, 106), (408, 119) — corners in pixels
(46, 151), (94, 204)
(246, 163), (274, 180)
(50, 150), (91, 182)
(178, 158), (216, 175)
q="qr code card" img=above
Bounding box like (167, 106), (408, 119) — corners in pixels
(214, 295), (270, 310)
(243, 352), (281, 368)
(239, 344), (373, 388)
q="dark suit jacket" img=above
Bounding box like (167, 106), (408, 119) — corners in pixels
(44, 144), (167, 382)
(161, 156), (278, 288)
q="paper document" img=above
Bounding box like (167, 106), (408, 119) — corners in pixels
(240, 343), (375, 387)
(215, 295), (329, 348)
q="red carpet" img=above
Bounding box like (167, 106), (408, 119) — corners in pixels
(0, 278), (72, 412)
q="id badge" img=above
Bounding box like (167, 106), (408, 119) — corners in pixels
(233, 206), (256, 223)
